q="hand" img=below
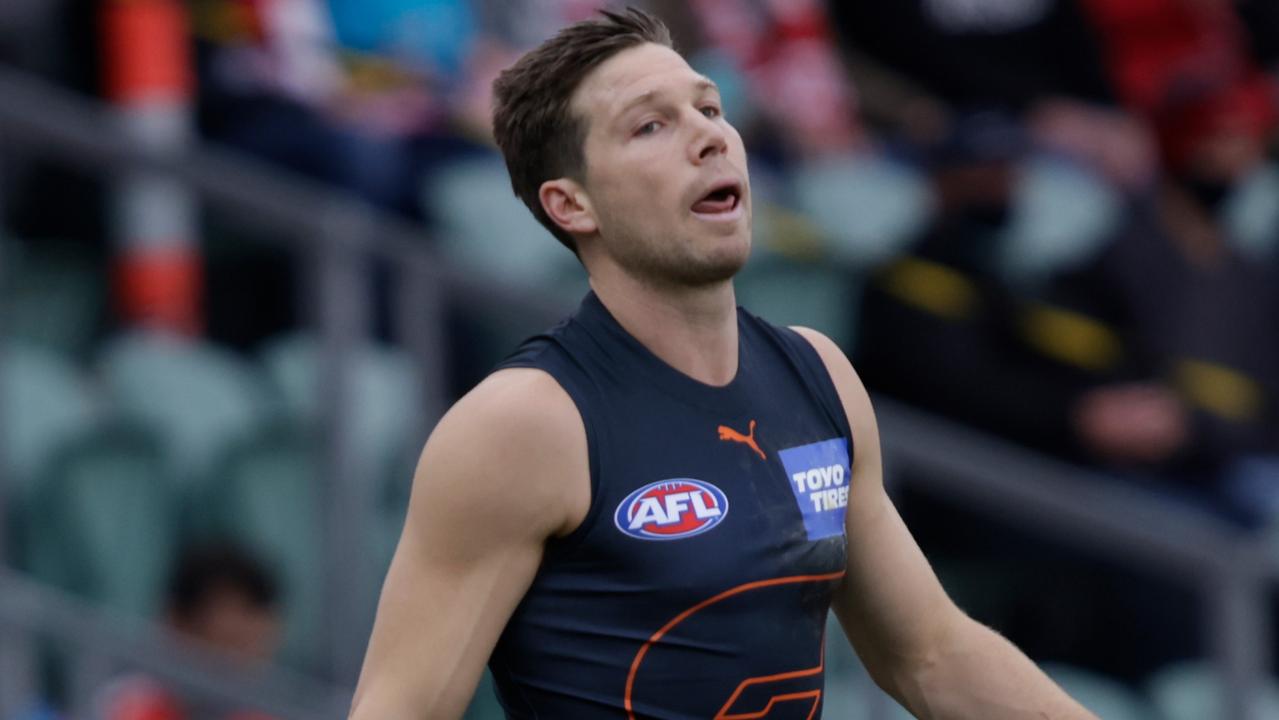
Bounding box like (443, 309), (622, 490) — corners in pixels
(1073, 383), (1190, 464)
(1029, 99), (1156, 190)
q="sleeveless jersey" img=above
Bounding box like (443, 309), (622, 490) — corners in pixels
(489, 291), (855, 719)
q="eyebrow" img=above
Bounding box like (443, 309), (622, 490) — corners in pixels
(616, 77), (721, 119)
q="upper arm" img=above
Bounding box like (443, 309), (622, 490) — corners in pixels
(790, 327), (961, 690)
(349, 368), (589, 719)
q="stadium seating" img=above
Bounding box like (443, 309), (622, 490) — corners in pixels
(422, 155), (579, 290)
(792, 153), (931, 269)
(734, 258), (859, 350)
(23, 425), (176, 616)
(996, 155), (1120, 287)
(1148, 660), (1279, 720)
(98, 331), (269, 492)
(1225, 162), (1279, 260)
(0, 241), (103, 358)
(0, 341), (96, 494)
(260, 333), (426, 484)
(203, 428), (324, 669)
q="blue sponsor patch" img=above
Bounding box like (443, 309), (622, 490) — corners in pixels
(778, 438), (850, 541)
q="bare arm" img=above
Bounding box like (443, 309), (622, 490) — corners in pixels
(349, 369), (588, 719)
(792, 327), (1095, 719)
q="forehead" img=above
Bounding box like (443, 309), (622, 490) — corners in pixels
(572, 43), (707, 124)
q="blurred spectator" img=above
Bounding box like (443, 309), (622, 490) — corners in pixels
(858, 104), (1279, 513)
(679, 0), (864, 160)
(1079, 0), (1276, 124)
(856, 111), (1097, 456)
(826, 0), (1156, 189)
(829, 0), (1112, 111)
(193, 0), (490, 218)
(1075, 0), (1277, 188)
(1238, 0), (1279, 70)
(0, 0), (95, 90)
(1051, 84), (1279, 483)
(93, 544), (282, 720)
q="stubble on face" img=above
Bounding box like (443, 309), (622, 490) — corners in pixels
(571, 44), (753, 291)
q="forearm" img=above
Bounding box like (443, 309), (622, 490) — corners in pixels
(891, 617), (1096, 720)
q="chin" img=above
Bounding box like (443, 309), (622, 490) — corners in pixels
(683, 244), (750, 286)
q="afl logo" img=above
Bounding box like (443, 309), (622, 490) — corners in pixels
(615, 479), (729, 541)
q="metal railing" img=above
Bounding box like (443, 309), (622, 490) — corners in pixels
(0, 570), (351, 719)
(0, 63), (1276, 719)
(877, 399), (1276, 719)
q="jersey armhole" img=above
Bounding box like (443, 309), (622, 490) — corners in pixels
(771, 325), (858, 460)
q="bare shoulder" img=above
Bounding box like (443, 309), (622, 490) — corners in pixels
(443, 366), (582, 440)
(410, 367), (589, 541)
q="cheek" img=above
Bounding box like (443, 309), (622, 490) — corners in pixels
(598, 166), (680, 218)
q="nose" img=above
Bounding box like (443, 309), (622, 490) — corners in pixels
(688, 110), (729, 165)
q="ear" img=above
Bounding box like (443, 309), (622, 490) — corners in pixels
(539, 178), (598, 237)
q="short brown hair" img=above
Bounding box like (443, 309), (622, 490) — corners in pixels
(491, 7), (673, 253)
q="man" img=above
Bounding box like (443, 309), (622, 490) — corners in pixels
(96, 543), (283, 720)
(350, 8), (1094, 719)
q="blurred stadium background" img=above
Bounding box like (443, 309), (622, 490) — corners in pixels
(0, 0), (1277, 718)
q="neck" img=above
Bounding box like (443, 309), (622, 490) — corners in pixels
(588, 264), (739, 387)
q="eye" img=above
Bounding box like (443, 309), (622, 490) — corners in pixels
(635, 120), (662, 136)
(700, 105), (721, 119)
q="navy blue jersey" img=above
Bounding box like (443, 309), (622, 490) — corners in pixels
(489, 291), (854, 719)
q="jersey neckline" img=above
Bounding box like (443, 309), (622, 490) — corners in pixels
(575, 290), (754, 411)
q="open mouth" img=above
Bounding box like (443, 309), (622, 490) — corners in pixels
(691, 181), (742, 217)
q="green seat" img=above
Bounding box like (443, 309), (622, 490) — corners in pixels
(23, 426), (176, 617)
(997, 155), (1119, 287)
(792, 154), (931, 269)
(0, 341), (95, 494)
(423, 156), (579, 288)
(370, 451), (415, 601)
(260, 334), (426, 484)
(0, 241), (103, 358)
(422, 156), (585, 362)
(99, 331), (268, 490)
(1225, 162), (1279, 260)
(206, 431), (323, 670)
(1148, 660), (1279, 720)
(1041, 663), (1156, 720)
(734, 259), (859, 350)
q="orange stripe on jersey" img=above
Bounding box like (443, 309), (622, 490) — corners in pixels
(102, 0), (194, 103)
(721, 690), (821, 720)
(716, 638), (825, 719)
(624, 570), (846, 720)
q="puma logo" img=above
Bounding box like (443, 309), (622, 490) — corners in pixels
(718, 420), (766, 461)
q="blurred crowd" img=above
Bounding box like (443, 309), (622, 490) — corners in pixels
(6, 0), (1276, 494)
(2, 0), (1279, 713)
(174, 0), (1279, 518)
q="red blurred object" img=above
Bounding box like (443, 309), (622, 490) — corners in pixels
(1081, 0), (1278, 170)
(101, 677), (186, 720)
(101, 0), (195, 104)
(101, 0), (203, 335)
(114, 249), (205, 335)
(690, 0), (859, 151)
(1154, 76), (1277, 172)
